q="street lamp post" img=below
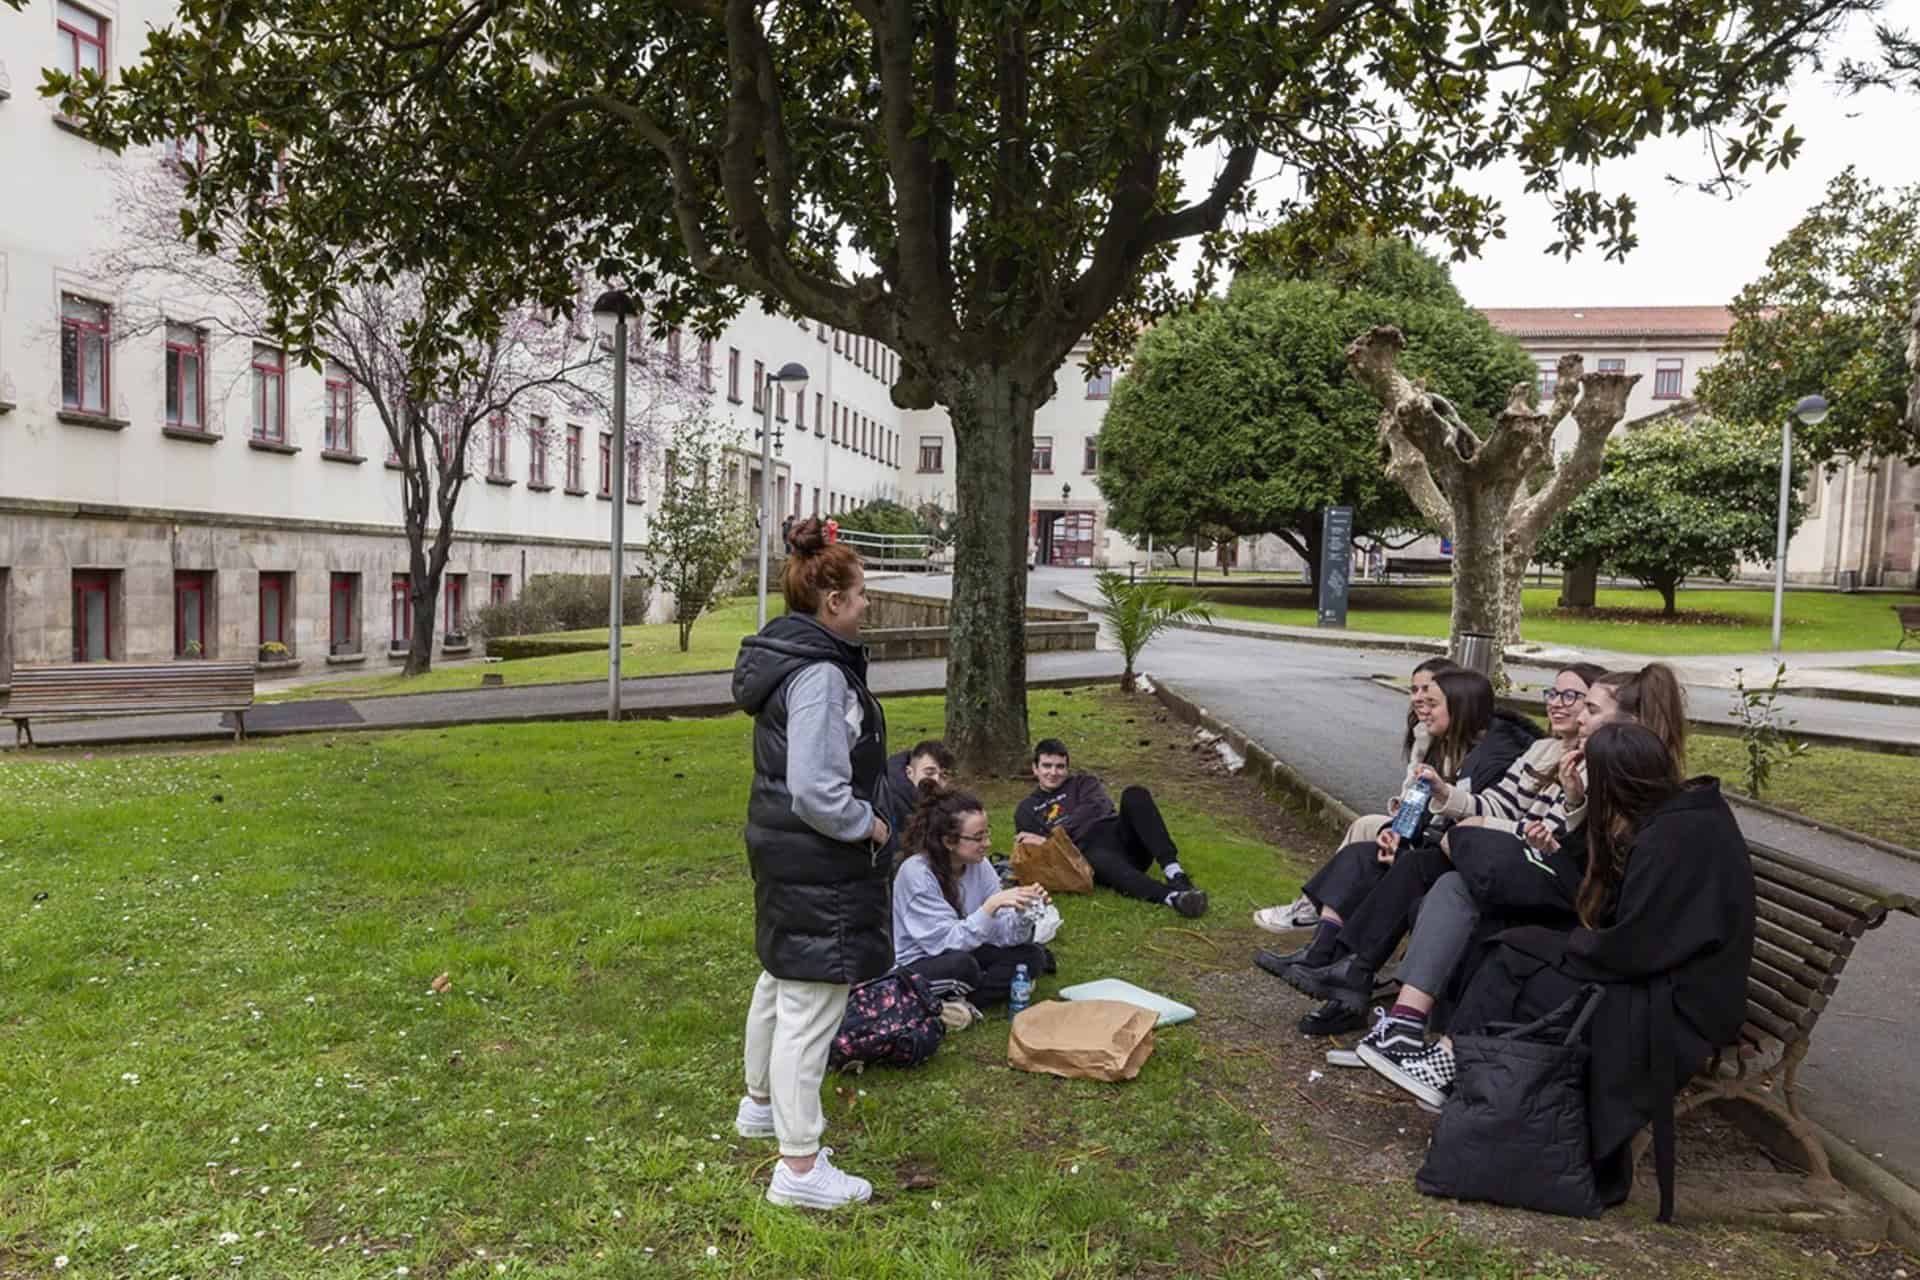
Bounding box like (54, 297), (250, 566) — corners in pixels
(1771, 393), (1829, 654)
(757, 362), (810, 629)
(593, 289), (638, 721)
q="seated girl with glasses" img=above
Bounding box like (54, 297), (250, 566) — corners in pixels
(890, 789), (1052, 1009)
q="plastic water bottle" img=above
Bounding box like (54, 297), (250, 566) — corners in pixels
(1009, 964), (1033, 1017)
(1390, 778), (1433, 841)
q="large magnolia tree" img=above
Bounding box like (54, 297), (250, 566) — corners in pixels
(50, 0), (1885, 767)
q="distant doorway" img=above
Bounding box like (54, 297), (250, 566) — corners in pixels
(1033, 509), (1095, 567)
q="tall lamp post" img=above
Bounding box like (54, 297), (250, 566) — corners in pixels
(593, 289), (638, 721)
(1771, 393), (1829, 654)
(758, 362), (810, 628)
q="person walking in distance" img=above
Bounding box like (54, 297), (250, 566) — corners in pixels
(730, 517), (891, 1210)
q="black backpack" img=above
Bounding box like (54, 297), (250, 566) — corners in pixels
(828, 971), (946, 1071)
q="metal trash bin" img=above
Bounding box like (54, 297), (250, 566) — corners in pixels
(1837, 569), (1860, 593)
(1455, 630), (1497, 677)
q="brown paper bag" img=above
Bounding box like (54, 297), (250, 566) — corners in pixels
(1007, 999), (1157, 1082)
(1011, 827), (1095, 894)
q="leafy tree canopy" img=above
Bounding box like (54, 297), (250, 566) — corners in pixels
(1099, 245), (1532, 573)
(1696, 167), (1920, 463)
(1536, 416), (1807, 615)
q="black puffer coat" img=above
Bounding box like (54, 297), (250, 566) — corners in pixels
(732, 614), (891, 984)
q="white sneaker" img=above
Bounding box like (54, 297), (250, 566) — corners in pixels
(1328, 1007), (1390, 1067)
(1253, 895), (1320, 934)
(734, 1096), (775, 1140)
(765, 1147), (873, 1209)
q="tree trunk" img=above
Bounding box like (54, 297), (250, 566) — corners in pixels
(1559, 554), (1599, 608)
(1451, 482), (1515, 686)
(404, 538), (438, 677)
(1498, 541), (1530, 649)
(1656, 576), (1680, 617)
(944, 367), (1037, 775)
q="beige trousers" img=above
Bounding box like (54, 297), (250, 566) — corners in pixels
(1341, 812), (1392, 848)
(744, 971), (851, 1157)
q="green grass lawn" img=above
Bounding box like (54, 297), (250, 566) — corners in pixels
(1, 690), (1856, 1278)
(1691, 736), (1920, 851)
(265, 599), (782, 703)
(1208, 586), (1920, 657)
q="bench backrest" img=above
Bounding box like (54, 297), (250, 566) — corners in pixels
(1742, 841), (1914, 1058)
(1896, 605), (1920, 623)
(6, 661), (256, 714)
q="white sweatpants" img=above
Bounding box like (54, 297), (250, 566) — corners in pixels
(744, 971), (851, 1157)
(1341, 811), (1392, 848)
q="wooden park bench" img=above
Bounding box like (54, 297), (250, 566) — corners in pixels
(1384, 555), (1454, 581)
(1896, 604), (1920, 650)
(5, 661), (256, 747)
(1659, 840), (1917, 1185)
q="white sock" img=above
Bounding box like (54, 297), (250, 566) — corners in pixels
(1163, 861), (1186, 881)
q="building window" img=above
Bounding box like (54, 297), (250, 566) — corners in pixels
(813, 393), (824, 437)
(329, 573), (360, 655)
(776, 384), (787, 422)
(488, 414), (509, 477)
(830, 404), (840, 445)
(1085, 368), (1114, 399)
(258, 572), (292, 653)
(165, 134), (205, 170)
(818, 325), (829, 345)
(1653, 358), (1684, 400)
(752, 360), (766, 412)
(321, 363), (355, 453)
(1597, 357), (1626, 374)
(626, 436), (642, 500)
(444, 574), (466, 638)
(565, 425), (584, 491)
(1083, 436), (1099, 473)
(490, 573), (512, 606)
(159, 322), (207, 430)
(700, 339), (715, 391)
(251, 343), (286, 442)
(666, 327), (683, 372)
(60, 295), (111, 415)
(57, 1), (108, 78)
(1804, 469), (1825, 519)
(794, 388), (805, 430)
(390, 574), (412, 649)
(1536, 363), (1558, 401)
(833, 329), (843, 354)
(598, 430), (612, 496)
(811, 486), (820, 516)
(728, 347), (742, 402)
(1032, 436), (1053, 473)
(174, 570), (213, 658)
(528, 415), (549, 487)
(920, 436), (944, 473)
(71, 570), (117, 662)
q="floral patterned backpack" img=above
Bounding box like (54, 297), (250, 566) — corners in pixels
(828, 971), (947, 1071)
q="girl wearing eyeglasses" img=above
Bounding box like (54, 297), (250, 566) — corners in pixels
(890, 789), (1051, 1011)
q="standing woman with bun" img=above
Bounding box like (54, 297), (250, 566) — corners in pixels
(729, 517), (893, 1210)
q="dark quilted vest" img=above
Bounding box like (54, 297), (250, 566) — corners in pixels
(732, 614), (891, 984)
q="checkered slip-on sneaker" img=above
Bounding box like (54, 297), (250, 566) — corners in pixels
(1326, 1008), (1391, 1068)
(1358, 1033), (1456, 1110)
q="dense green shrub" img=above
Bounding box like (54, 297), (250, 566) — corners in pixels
(471, 573), (653, 638)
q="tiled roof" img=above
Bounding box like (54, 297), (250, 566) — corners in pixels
(1478, 306), (1735, 340)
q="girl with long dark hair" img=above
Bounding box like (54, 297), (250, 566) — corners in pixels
(1253, 657), (1460, 934)
(1367, 723), (1754, 1221)
(891, 789), (1051, 1008)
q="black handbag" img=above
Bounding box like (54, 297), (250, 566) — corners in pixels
(1416, 985), (1606, 1218)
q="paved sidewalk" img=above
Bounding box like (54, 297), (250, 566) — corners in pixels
(3, 649), (1124, 750)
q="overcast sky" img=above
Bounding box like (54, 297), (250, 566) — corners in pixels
(1175, 12), (1920, 310)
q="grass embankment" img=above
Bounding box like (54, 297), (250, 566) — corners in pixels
(0, 690), (1879, 1277)
(264, 599), (781, 703)
(1690, 736), (1920, 851)
(1207, 586), (1920, 657)
(1844, 662), (1920, 679)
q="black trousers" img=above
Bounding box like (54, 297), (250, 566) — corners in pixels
(1334, 838), (1452, 970)
(1076, 786), (1180, 904)
(1302, 840), (1392, 919)
(900, 942), (1050, 1008)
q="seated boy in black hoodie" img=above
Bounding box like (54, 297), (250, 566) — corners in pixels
(1013, 738), (1208, 917)
(878, 739), (957, 858)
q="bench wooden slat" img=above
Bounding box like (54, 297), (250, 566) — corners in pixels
(1747, 976), (1820, 1033)
(1749, 955), (1829, 1014)
(1753, 910), (1849, 971)
(1750, 843), (1908, 921)
(1754, 877), (1868, 937)
(1743, 997), (1803, 1046)
(1751, 935), (1840, 996)
(6, 662), (255, 745)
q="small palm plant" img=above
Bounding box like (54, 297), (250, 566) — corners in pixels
(1093, 570), (1213, 693)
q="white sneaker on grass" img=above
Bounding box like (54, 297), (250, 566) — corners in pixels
(765, 1147), (873, 1209)
(734, 1096), (775, 1140)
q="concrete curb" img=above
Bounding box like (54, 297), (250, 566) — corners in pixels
(1779, 684), (1920, 709)
(1151, 666), (1920, 1245)
(1489, 693), (1920, 759)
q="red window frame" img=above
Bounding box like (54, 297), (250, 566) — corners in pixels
(921, 438), (942, 473)
(57, 1), (107, 78)
(251, 343), (286, 442)
(174, 571), (211, 658)
(490, 573), (512, 606)
(598, 431), (613, 496)
(444, 574), (465, 636)
(1085, 368), (1114, 399)
(1083, 436), (1099, 473)
(528, 416), (549, 486)
(1032, 436), (1054, 473)
(258, 572), (290, 648)
(61, 295), (111, 415)
(1653, 359), (1684, 400)
(565, 425), (584, 490)
(165, 322), (205, 429)
(329, 573), (358, 653)
(488, 414), (509, 477)
(324, 369), (355, 453)
(72, 571), (113, 662)
(390, 574), (412, 647)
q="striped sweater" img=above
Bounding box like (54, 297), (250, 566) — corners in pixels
(1435, 736), (1582, 842)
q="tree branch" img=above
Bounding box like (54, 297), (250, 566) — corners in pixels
(1508, 369), (1641, 550)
